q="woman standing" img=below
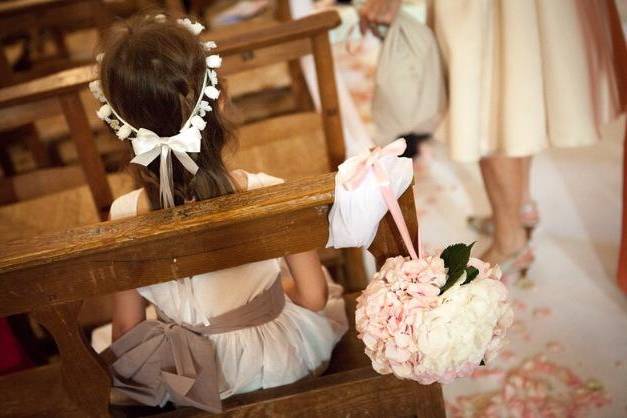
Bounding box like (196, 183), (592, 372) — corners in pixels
(360, 0), (620, 275)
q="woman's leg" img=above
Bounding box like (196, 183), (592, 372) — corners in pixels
(520, 156), (532, 205)
(479, 155), (527, 264)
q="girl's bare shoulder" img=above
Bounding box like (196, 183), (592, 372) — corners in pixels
(230, 169), (249, 191)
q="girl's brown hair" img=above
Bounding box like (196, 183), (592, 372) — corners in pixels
(99, 13), (236, 209)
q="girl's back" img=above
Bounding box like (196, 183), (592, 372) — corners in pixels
(108, 170), (347, 400)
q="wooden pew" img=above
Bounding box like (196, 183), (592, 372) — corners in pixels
(202, 0), (312, 114)
(0, 10), (366, 286)
(213, 10), (344, 171)
(214, 10), (367, 289)
(0, 64), (113, 219)
(0, 0), (114, 86)
(0, 172), (446, 418)
(0, 0), (143, 192)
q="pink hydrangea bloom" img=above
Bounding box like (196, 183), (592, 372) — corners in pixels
(356, 255), (513, 384)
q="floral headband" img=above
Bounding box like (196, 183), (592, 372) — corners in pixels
(89, 16), (222, 209)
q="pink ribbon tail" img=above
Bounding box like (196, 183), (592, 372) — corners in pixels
(379, 184), (419, 260)
(372, 161), (419, 260)
(413, 184), (423, 258)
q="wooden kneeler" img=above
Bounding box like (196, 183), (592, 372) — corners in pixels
(0, 172), (445, 417)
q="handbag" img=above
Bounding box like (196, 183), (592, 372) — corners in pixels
(369, 6), (446, 145)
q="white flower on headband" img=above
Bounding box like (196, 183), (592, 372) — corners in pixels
(154, 14), (166, 23)
(89, 80), (106, 103)
(206, 55), (222, 69)
(96, 53), (104, 63)
(204, 85), (220, 100)
(177, 18), (205, 35)
(190, 115), (207, 130)
(204, 41), (217, 51)
(208, 70), (218, 86)
(117, 124), (133, 140)
(97, 104), (112, 120)
(198, 100), (212, 117)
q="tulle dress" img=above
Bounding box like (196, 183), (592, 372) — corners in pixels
(92, 171), (348, 402)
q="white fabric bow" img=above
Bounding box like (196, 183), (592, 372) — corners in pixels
(131, 127), (201, 208)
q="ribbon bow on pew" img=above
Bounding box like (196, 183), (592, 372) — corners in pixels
(341, 138), (408, 191)
(327, 138), (420, 258)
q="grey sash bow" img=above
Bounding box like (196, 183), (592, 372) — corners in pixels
(103, 278), (285, 413)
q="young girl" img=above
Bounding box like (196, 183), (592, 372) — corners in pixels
(92, 13), (347, 412)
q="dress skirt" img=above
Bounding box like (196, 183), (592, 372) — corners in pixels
(433, 0), (621, 162)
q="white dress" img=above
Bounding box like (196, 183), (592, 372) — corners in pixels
(433, 0), (621, 162)
(94, 171), (348, 401)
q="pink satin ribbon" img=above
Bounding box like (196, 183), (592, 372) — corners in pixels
(342, 138), (421, 260)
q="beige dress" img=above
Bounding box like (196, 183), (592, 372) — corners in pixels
(433, 0), (621, 162)
(92, 171), (348, 402)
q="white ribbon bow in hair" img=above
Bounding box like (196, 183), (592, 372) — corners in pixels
(131, 127), (201, 208)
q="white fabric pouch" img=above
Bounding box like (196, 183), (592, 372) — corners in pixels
(327, 139), (414, 249)
(371, 9), (446, 146)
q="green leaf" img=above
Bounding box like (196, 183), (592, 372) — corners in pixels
(438, 271), (460, 295)
(439, 242), (475, 295)
(463, 266), (479, 285)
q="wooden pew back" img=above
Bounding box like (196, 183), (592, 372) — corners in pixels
(0, 11), (343, 220)
(0, 0), (114, 86)
(0, 172), (419, 417)
(213, 11), (344, 168)
(0, 64), (112, 218)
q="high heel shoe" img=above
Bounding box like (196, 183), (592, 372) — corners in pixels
(467, 201), (540, 239)
(498, 245), (535, 288)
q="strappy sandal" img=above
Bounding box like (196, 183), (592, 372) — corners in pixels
(499, 245), (535, 288)
(467, 201), (540, 239)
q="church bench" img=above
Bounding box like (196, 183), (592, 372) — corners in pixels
(202, 0), (312, 114)
(0, 0), (113, 86)
(0, 10), (367, 287)
(0, 171), (134, 241)
(0, 10), (342, 211)
(0, 172), (446, 418)
(0, 64), (112, 218)
(1, 10), (369, 344)
(213, 10), (367, 288)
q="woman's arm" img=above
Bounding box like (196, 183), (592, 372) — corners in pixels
(359, 0), (402, 34)
(111, 289), (145, 341)
(282, 250), (329, 312)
